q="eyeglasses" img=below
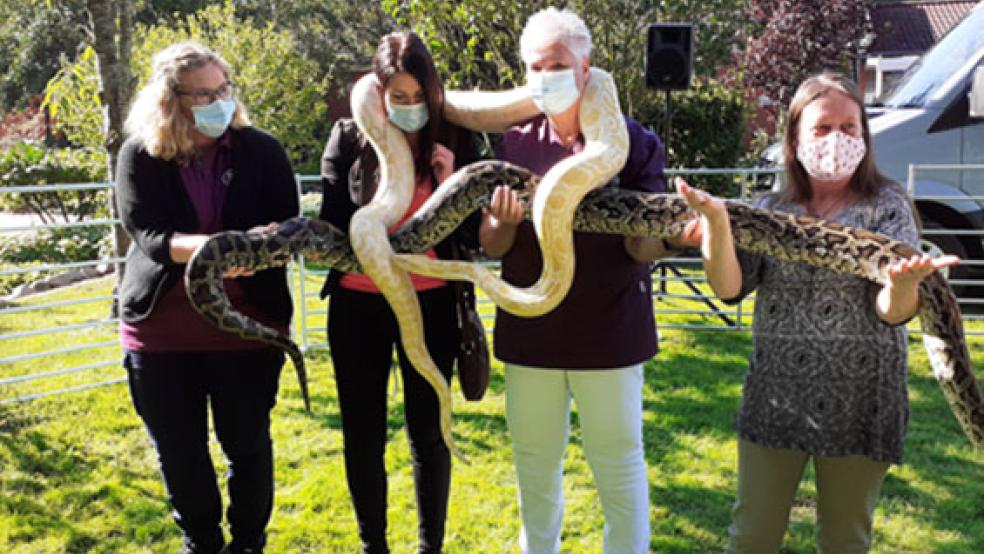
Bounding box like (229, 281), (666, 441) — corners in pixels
(175, 81), (235, 106)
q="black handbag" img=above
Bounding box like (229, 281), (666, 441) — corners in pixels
(449, 243), (490, 401)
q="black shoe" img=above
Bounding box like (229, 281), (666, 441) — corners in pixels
(226, 533), (266, 553)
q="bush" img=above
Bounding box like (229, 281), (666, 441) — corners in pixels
(299, 192), (322, 219)
(0, 104), (46, 148)
(0, 141), (109, 222)
(633, 78), (751, 196)
(0, 225), (112, 296)
(0, 260), (43, 297)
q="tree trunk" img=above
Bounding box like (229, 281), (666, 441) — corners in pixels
(86, 0), (135, 312)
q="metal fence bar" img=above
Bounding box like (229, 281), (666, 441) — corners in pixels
(0, 258), (125, 277)
(652, 275), (706, 283)
(0, 295), (116, 316)
(907, 164), (984, 172)
(0, 359), (118, 386)
(922, 229), (984, 236)
(2, 182), (113, 194)
(296, 257), (310, 351)
(0, 319), (116, 342)
(661, 324), (749, 331)
(0, 340), (118, 364)
(0, 377), (127, 405)
(1, 219), (120, 233)
(914, 195), (984, 201)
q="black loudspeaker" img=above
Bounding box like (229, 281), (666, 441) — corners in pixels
(646, 23), (694, 90)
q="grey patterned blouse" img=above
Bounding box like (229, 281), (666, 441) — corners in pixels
(727, 184), (920, 464)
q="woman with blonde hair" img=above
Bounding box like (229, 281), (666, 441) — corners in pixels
(116, 41), (298, 554)
(678, 72), (957, 552)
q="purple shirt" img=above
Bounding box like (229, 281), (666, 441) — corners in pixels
(120, 133), (286, 352)
(493, 114), (664, 369)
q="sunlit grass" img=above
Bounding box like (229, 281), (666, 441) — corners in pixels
(1, 269), (983, 552)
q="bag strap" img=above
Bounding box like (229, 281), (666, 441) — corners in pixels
(448, 241), (477, 320)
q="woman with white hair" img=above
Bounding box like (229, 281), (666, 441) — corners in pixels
(116, 41), (299, 554)
(481, 7), (696, 553)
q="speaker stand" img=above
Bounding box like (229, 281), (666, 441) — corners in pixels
(663, 88), (673, 162)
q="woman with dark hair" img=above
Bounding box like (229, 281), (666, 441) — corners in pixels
(317, 31), (479, 553)
(678, 72), (957, 552)
(116, 41), (298, 553)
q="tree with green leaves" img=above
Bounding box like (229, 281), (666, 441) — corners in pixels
(384, 0), (751, 193)
(44, 0), (329, 172)
(237, 0), (394, 84)
(0, 0), (88, 113)
(0, 0), (218, 114)
(383, 0), (746, 103)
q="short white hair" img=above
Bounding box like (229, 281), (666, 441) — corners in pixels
(519, 7), (592, 63)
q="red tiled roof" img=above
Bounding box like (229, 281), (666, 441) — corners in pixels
(869, 1), (977, 55)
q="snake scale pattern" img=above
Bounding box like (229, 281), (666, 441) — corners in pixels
(185, 159), (984, 451)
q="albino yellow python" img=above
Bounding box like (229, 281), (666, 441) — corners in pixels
(396, 68), (628, 316)
(344, 71), (593, 461)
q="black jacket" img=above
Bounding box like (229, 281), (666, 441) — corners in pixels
(318, 118), (482, 298)
(115, 126), (300, 324)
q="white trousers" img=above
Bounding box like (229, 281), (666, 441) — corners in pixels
(505, 363), (650, 554)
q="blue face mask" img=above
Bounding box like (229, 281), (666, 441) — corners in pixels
(191, 98), (237, 138)
(386, 98), (429, 133)
(528, 68), (580, 115)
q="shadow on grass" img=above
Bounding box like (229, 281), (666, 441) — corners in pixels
(450, 410), (510, 455)
(0, 425), (171, 552)
(650, 482), (733, 553)
(642, 344), (745, 466)
(884, 368), (984, 552)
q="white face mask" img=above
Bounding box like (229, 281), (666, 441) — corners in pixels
(385, 97), (429, 133)
(796, 130), (867, 182)
(191, 98), (237, 138)
(527, 68), (580, 115)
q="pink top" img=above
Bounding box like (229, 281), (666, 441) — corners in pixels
(340, 175), (446, 293)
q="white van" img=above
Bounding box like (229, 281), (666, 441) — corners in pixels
(867, 2), (984, 267)
(763, 2), (984, 285)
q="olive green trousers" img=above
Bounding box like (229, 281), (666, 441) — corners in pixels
(725, 439), (890, 554)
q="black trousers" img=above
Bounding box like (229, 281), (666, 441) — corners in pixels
(328, 286), (459, 554)
(124, 348), (284, 554)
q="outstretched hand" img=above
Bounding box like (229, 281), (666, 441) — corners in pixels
(673, 177), (729, 249)
(677, 178), (727, 222)
(886, 253), (961, 291)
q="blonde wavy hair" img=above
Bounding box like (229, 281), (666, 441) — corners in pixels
(124, 41), (250, 165)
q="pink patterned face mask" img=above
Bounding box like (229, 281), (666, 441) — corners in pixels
(795, 131), (867, 182)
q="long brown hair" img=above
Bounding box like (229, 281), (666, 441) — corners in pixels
(371, 31), (447, 179)
(781, 72), (889, 203)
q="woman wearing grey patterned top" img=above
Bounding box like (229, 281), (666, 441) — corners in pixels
(678, 73), (958, 553)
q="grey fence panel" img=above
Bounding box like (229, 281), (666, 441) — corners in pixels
(1, 181), (124, 403)
(4, 166), (982, 404)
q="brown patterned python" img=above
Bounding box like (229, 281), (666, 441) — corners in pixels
(185, 159), (984, 451)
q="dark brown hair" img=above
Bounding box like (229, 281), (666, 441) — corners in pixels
(781, 72), (890, 203)
(371, 31), (447, 179)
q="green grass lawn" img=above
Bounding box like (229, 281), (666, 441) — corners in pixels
(1, 273), (983, 553)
